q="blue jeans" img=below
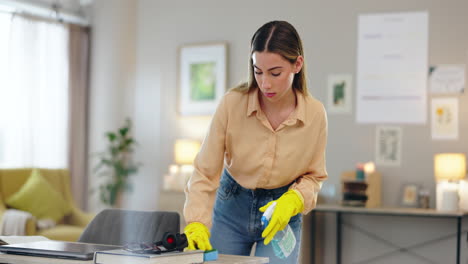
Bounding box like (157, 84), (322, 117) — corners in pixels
(210, 169), (302, 264)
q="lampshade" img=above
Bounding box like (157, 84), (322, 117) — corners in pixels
(434, 153), (467, 181)
(174, 139), (201, 164)
(363, 162), (376, 174)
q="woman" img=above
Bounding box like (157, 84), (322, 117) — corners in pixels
(183, 20), (328, 264)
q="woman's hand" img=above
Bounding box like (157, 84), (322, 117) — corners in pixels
(184, 222), (213, 251)
(259, 189), (304, 245)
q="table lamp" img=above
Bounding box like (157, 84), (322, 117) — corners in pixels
(174, 139), (201, 165)
(434, 153), (467, 211)
(175, 139), (201, 182)
(163, 139), (201, 191)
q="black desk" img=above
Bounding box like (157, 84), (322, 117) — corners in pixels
(310, 204), (468, 264)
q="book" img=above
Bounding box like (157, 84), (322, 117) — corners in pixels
(0, 252), (93, 264)
(0, 235), (49, 245)
(94, 249), (204, 264)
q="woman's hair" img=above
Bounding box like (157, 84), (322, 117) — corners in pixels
(232, 20), (308, 94)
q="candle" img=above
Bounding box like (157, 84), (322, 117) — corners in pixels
(437, 181), (459, 211)
(169, 164), (179, 176)
(459, 180), (468, 211)
(441, 189), (458, 211)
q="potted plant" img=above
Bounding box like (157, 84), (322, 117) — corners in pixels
(94, 118), (140, 207)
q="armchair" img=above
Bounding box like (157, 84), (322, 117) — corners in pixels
(0, 168), (94, 241)
(79, 209), (180, 245)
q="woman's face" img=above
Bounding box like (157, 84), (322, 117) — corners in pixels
(251, 51), (302, 103)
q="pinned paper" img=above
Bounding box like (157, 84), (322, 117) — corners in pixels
(429, 65), (465, 94)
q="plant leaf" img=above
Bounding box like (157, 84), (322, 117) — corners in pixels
(106, 132), (116, 142)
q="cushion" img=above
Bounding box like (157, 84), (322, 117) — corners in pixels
(6, 169), (71, 222)
(38, 225), (84, 242)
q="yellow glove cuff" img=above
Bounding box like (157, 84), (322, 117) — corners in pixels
(290, 189), (305, 213)
(184, 222), (210, 236)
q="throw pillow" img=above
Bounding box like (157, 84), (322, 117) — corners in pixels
(6, 169), (71, 222)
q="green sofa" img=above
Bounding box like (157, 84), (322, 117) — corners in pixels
(0, 168), (94, 241)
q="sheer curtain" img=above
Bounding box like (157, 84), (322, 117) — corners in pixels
(0, 13), (12, 166)
(0, 15), (69, 168)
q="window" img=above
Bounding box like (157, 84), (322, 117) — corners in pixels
(0, 13), (69, 168)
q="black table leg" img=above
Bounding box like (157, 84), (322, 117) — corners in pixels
(337, 212), (342, 264)
(457, 217), (461, 264)
(311, 210), (316, 264)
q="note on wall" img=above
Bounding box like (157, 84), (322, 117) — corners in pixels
(375, 126), (402, 166)
(327, 74), (353, 114)
(429, 65), (465, 94)
(431, 98), (458, 140)
(356, 12), (428, 124)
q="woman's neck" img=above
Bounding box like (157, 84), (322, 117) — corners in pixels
(259, 88), (297, 114)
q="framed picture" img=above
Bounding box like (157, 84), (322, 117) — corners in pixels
(431, 97), (458, 140)
(400, 183), (420, 207)
(327, 74), (352, 114)
(178, 42), (227, 116)
(375, 126), (402, 166)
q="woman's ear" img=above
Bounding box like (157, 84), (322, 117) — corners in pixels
(294, 56), (304, 73)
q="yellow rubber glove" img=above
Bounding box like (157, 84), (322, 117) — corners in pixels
(259, 189), (304, 245)
(184, 222), (213, 251)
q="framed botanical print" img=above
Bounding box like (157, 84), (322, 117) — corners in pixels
(178, 42), (227, 116)
(327, 74), (352, 114)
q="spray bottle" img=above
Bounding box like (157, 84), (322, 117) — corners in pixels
(261, 202), (297, 259)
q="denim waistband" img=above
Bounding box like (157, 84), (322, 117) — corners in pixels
(222, 168), (292, 196)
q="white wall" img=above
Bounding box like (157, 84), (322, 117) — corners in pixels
(87, 0), (137, 212)
(88, 0), (468, 263)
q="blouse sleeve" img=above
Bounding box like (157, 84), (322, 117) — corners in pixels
(183, 94), (229, 228)
(290, 105), (328, 214)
